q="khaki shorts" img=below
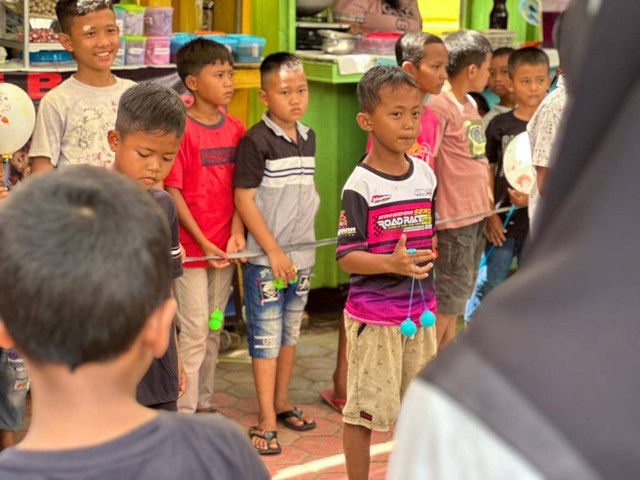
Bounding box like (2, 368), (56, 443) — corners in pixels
(343, 312), (437, 431)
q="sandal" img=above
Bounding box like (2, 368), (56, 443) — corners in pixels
(276, 407), (317, 431)
(248, 426), (282, 455)
(319, 388), (346, 413)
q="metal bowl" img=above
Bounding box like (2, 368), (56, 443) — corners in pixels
(296, 0), (334, 17)
(322, 37), (357, 55)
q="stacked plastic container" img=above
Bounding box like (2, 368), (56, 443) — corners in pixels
(114, 5), (174, 66)
(144, 6), (173, 65)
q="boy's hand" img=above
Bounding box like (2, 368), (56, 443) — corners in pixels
(179, 243), (186, 263)
(268, 248), (296, 285)
(201, 240), (230, 269)
(226, 234), (247, 264)
(0, 187), (8, 202)
(177, 355), (187, 399)
(485, 214), (506, 246)
(388, 234), (434, 279)
(507, 188), (528, 207)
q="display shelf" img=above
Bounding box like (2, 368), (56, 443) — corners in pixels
(0, 38), (64, 51)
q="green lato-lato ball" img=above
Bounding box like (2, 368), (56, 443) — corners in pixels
(273, 277), (285, 290)
(208, 309), (224, 330)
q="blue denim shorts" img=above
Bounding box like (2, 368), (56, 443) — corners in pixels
(242, 263), (311, 359)
(0, 348), (29, 431)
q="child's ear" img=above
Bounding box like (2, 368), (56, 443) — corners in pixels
(184, 75), (198, 92)
(107, 130), (119, 153)
(507, 79), (515, 93)
(467, 64), (477, 80)
(0, 320), (15, 349)
(401, 61), (417, 76)
(58, 33), (73, 53)
(356, 112), (373, 132)
(141, 297), (177, 358)
(258, 89), (268, 108)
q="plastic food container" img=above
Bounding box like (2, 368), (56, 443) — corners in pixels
(170, 32), (196, 63)
(113, 37), (126, 66)
(113, 5), (125, 33)
(145, 36), (170, 65)
(124, 35), (147, 65)
(200, 34), (238, 54)
(226, 34), (266, 63)
(29, 50), (74, 65)
(120, 4), (146, 36)
(356, 32), (402, 56)
(144, 7), (173, 37)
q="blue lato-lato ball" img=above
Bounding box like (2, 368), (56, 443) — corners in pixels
(400, 318), (417, 336)
(420, 309), (436, 327)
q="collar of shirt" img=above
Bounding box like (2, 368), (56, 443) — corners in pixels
(261, 112), (309, 143)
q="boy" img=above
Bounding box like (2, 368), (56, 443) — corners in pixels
(322, 31), (448, 413)
(234, 52), (319, 455)
(465, 47), (551, 322)
(337, 65), (437, 480)
(483, 47), (516, 127)
(0, 166), (269, 479)
(427, 29), (493, 347)
(109, 82), (187, 410)
(164, 38), (246, 414)
(29, 0), (135, 172)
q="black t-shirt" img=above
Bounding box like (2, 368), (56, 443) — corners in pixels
(0, 412), (270, 480)
(485, 111), (529, 239)
(136, 189), (183, 407)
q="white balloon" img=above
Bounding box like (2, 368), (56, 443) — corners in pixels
(0, 83), (36, 155)
(503, 131), (534, 194)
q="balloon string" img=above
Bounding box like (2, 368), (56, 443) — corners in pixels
(479, 204), (516, 268)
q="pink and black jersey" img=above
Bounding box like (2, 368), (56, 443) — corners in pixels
(337, 156), (437, 326)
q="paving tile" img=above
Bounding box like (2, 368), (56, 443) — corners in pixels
(227, 383), (259, 399)
(293, 435), (345, 456)
(221, 368), (256, 385)
(296, 343), (332, 358)
(296, 356), (337, 370)
(302, 368), (335, 382)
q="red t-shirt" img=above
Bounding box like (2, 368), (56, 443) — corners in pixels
(165, 114), (245, 268)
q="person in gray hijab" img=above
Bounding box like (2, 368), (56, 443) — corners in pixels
(388, 0), (640, 478)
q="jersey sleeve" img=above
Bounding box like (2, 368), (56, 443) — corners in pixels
(233, 134), (265, 189)
(336, 188), (369, 259)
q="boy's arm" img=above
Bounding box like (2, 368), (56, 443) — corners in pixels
(483, 120), (505, 246)
(338, 235), (433, 280)
(165, 186), (229, 268)
(30, 157), (54, 173)
(29, 94), (62, 172)
(226, 210), (246, 262)
(234, 187), (296, 283)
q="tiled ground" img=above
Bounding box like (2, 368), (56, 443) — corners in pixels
(214, 316), (393, 479)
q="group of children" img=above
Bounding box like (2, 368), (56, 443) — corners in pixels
(0, 0), (567, 478)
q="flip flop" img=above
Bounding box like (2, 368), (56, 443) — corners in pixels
(319, 387), (346, 413)
(276, 407), (316, 431)
(248, 426), (281, 455)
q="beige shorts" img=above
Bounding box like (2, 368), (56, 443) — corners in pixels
(342, 312), (437, 431)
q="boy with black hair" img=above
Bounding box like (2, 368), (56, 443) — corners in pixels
(165, 38), (246, 414)
(465, 47), (551, 323)
(484, 47), (516, 127)
(0, 166), (269, 479)
(234, 52), (319, 455)
(29, 0), (135, 172)
(426, 29), (493, 347)
(338, 65), (437, 480)
(109, 82), (187, 410)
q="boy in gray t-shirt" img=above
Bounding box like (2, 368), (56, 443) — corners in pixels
(0, 166), (269, 480)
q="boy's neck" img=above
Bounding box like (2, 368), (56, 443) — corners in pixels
(18, 356), (155, 451)
(446, 78), (470, 104)
(188, 99), (223, 125)
(513, 104), (538, 122)
(73, 67), (116, 88)
(498, 97), (515, 108)
(266, 112), (298, 143)
(364, 144), (409, 176)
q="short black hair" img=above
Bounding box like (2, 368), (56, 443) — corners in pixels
(395, 31), (444, 66)
(55, 0), (113, 34)
(508, 47), (550, 77)
(177, 38), (234, 87)
(469, 92), (490, 116)
(0, 166), (173, 369)
(357, 65), (418, 114)
(260, 52), (303, 88)
(116, 82), (186, 139)
(444, 30), (492, 78)
(492, 46), (515, 60)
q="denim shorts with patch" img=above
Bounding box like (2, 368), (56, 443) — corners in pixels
(0, 348), (29, 430)
(242, 263), (311, 359)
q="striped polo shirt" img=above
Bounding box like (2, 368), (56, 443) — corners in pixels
(233, 113), (319, 269)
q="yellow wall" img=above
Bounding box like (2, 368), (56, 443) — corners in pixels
(418, 0), (461, 35)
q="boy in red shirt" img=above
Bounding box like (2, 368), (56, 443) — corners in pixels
(165, 38), (246, 413)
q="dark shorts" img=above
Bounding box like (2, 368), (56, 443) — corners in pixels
(435, 221), (486, 315)
(0, 349), (29, 431)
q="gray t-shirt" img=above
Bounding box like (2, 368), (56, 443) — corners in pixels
(0, 412), (270, 480)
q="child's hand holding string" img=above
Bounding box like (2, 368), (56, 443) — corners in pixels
(388, 234), (433, 279)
